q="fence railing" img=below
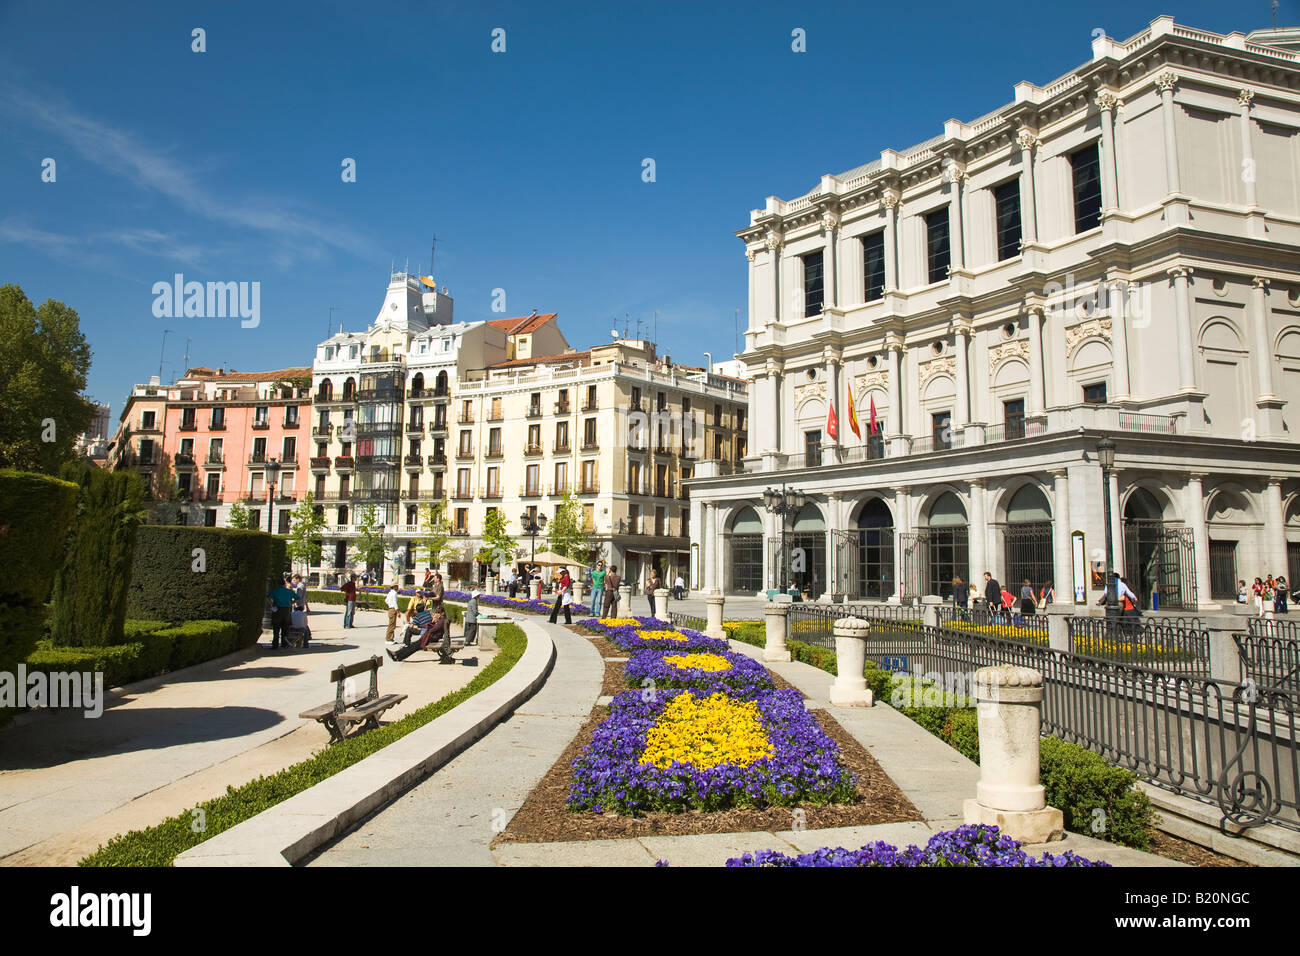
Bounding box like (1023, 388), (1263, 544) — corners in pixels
(668, 612), (707, 633)
(788, 602), (924, 649)
(1067, 616), (1211, 677)
(1237, 630), (1300, 698)
(936, 603), (1049, 646)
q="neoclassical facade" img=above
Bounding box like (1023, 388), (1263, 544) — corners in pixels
(688, 18), (1300, 609)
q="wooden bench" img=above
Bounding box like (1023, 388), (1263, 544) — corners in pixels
(299, 655), (407, 743)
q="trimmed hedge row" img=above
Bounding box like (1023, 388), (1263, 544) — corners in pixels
(0, 469), (79, 724)
(127, 526), (281, 648)
(26, 620), (242, 689)
(50, 464), (144, 647)
(305, 589), (464, 622)
(80, 622), (528, 866)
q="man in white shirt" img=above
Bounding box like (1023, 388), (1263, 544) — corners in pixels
(385, 585), (400, 641)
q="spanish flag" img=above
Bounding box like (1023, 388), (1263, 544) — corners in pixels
(847, 380), (861, 439)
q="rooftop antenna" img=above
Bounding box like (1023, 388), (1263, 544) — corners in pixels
(330, 306), (340, 337)
(735, 308), (740, 355)
(430, 235), (438, 276)
(184, 337), (192, 373)
(1273, 0), (1279, 29)
(654, 310), (660, 349)
(158, 329), (173, 383)
(632, 314), (641, 341)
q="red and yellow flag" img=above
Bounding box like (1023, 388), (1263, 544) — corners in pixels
(847, 379), (861, 439)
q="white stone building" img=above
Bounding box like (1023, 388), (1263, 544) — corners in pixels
(688, 18), (1300, 610)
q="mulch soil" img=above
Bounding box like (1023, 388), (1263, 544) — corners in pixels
(496, 627), (923, 844)
(1145, 829), (1252, 867)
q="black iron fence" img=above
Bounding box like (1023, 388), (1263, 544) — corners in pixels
(1067, 616), (1211, 677)
(936, 603), (1049, 646)
(1239, 624), (1300, 699)
(787, 603), (924, 650)
(668, 612), (707, 633)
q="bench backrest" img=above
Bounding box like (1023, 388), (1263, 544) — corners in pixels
(331, 655), (382, 711)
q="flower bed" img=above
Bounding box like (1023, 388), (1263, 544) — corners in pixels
(569, 687), (855, 813)
(577, 616), (729, 653)
(443, 589), (556, 615)
(724, 824), (1109, 867)
(623, 647), (774, 696)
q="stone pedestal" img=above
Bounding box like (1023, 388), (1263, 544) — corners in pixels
(476, 620), (501, 652)
(618, 584), (632, 615)
(921, 594), (943, 629)
(962, 664), (1064, 843)
(530, 581), (542, 600)
(704, 592), (726, 640)
(653, 588), (671, 622)
(572, 581), (585, 606)
(1045, 602), (1073, 653)
(485, 573), (496, 595)
(829, 617), (873, 707)
(763, 603), (791, 662)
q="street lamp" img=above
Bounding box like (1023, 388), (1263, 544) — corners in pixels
(520, 511), (548, 566)
(762, 484), (806, 593)
(265, 457), (282, 535)
(1096, 437), (1117, 617)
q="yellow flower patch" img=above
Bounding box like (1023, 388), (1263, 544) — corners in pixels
(637, 629), (689, 642)
(663, 652), (733, 673)
(640, 692), (774, 770)
(599, 618), (641, 627)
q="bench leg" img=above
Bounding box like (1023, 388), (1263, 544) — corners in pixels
(322, 714), (345, 744)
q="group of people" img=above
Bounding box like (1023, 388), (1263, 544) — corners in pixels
(265, 572), (312, 650)
(384, 585), (479, 665)
(1238, 576), (1293, 615)
(951, 569), (1146, 622)
(539, 561), (626, 623)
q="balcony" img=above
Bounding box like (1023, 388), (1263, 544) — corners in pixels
(451, 487), (474, 500)
(485, 445), (504, 460)
(205, 455), (225, 468)
(282, 417), (300, 429)
(356, 387), (402, 401)
(581, 439), (599, 451)
(429, 420), (448, 437)
(553, 440), (571, 454)
(406, 422), (425, 436)
(521, 484), (543, 498)
(457, 412), (474, 424)
(407, 387), (451, 400)
(312, 426), (333, 438)
(355, 455), (398, 467)
(523, 442), (543, 456)
(353, 423), (402, 438)
(618, 517), (641, 535)
(309, 456), (331, 471)
(554, 401), (570, 415)
(248, 454), (270, 467)
(251, 420), (270, 430)
(483, 486), (503, 499)
(456, 448), (474, 461)
(335, 456), (355, 470)
(315, 393), (356, 406)
(353, 489), (399, 503)
(525, 405), (542, 419)
(581, 399), (598, 412)
(209, 421), (226, 431)
(427, 454), (447, 470)
(579, 481), (599, 494)
(404, 454), (424, 470)
(452, 527), (470, 537)
(626, 482), (643, 496)
(488, 410), (505, 422)
(413, 488), (446, 500)
(549, 483), (570, 497)
(178, 421), (197, 432)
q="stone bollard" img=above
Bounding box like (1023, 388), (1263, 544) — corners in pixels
(963, 664), (1064, 844)
(618, 584), (632, 616)
(1045, 602), (1073, 653)
(530, 580), (542, 600)
(763, 603), (791, 662)
(654, 588), (671, 622)
(829, 617), (873, 707)
(573, 581), (585, 607)
(921, 594), (943, 629)
(477, 620), (500, 652)
(704, 592), (727, 640)
(485, 573), (496, 595)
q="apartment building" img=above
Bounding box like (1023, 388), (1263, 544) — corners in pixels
(689, 18), (1300, 608)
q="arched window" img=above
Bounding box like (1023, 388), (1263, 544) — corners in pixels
(779, 504), (826, 599)
(1004, 485), (1053, 594)
(1123, 488), (1194, 609)
(914, 492), (967, 598)
(729, 506), (764, 593)
(850, 498), (894, 599)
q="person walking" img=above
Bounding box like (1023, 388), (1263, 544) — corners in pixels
(952, 576), (969, 621)
(548, 567), (574, 624)
(265, 574), (296, 650)
(507, 567), (519, 599)
(602, 565), (622, 618)
(341, 573), (358, 629)
(1019, 578), (1037, 618)
(646, 567), (662, 617)
(981, 571), (1000, 624)
(463, 591), (481, 645)
(673, 572), (685, 601)
(1252, 577), (1266, 616)
(1274, 575), (1289, 615)
(589, 561), (607, 616)
(384, 584), (400, 642)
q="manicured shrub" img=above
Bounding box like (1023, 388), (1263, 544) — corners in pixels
(157, 621), (240, 669)
(126, 526), (277, 647)
(80, 622), (529, 866)
(50, 464), (144, 647)
(123, 620), (170, 640)
(27, 640), (146, 689)
(25, 620), (243, 689)
(1039, 737), (1154, 849)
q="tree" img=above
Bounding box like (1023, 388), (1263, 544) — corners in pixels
(227, 500), (257, 530)
(0, 285), (95, 474)
(285, 492), (328, 573)
(476, 508), (518, 573)
(417, 498), (455, 568)
(350, 503), (387, 572)
(548, 492), (602, 566)
(152, 451), (180, 502)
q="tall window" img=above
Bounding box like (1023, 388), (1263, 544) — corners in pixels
(252, 437), (267, 461)
(525, 464), (539, 495)
(1083, 382), (1107, 405)
(925, 208), (950, 284)
(486, 466), (500, 496)
(555, 420), (569, 450)
(583, 418), (597, 448)
(488, 427), (502, 456)
(993, 179), (1022, 260)
(282, 436), (296, 461)
(804, 429), (821, 466)
(208, 438), (223, 462)
(456, 468), (471, 496)
(554, 461), (568, 494)
(1070, 143), (1102, 233)
(1003, 398), (1026, 439)
(581, 460), (596, 492)
(863, 231), (885, 301)
(211, 407), (225, 428)
(802, 250), (824, 316)
(932, 411), (952, 449)
(628, 461), (640, 494)
(142, 410), (156, 430)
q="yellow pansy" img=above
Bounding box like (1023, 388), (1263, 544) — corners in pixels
(663, 652), (733, 673)
(640, 692), (774, 770)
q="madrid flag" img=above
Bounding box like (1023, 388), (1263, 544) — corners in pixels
(826, 400), (839, 441)
(869, 394), (880, 435)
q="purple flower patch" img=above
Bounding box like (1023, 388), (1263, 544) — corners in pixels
(577, 617), (730, 654)
(724, 824), (1111, 867)
(623, 647), (774, 697)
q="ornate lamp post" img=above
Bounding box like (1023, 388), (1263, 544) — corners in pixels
(265, 457), (282, 534)
(520, 511), (548, 566)
(1096, 437), (1117, 617)
(763, 484), (806, 593)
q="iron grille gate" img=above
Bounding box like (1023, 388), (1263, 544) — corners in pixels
(1003, 521), (1054, 595)
(1124, 520), (1197, 610)
(832, 529), (858, 600)
(900, 531), (926, 602)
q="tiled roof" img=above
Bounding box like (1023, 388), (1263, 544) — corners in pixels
(184, 366), (312, 382)
(489, 350), (590, 369)
(487, 313), (557, 335)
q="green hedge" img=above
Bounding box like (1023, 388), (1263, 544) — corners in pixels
(80, 622), (528, 866)
(127, 526), (278, 647)
(50, 464), (144, 647)
(26, 620), (242, 689)
(305, 589), (463, 622)
(0, 469), (79, 723)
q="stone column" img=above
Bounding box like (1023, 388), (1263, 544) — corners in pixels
(1095, 91), (1121, 212)
(1265, 479), (1287, 577)
(653, 588), (670, 622)
(825, 491), (842, 598)
(893, 485), (911, 602)
(766, 358), (783, 455)
(531, 580), (542, 600)
(486, 572), (496, 594)
(821, 209), (839, 310)
(953, 320), (971, 428)
(1051, 469), (1072, 604)
(1168, 267), (1197, 392)
(964, 665), (1064, 844)
(826, 346), (842, 453)
(882, 190), (901, 290)
(969, 479), (988, 584)
(763, 602), (791, 662)
(745, 248), (757, 329)
(829, 617), (873, 707)
(1238, 89), (1263, 234)
(1016, 128), (1039, 244)
(921, 594), (943, 628)
(703, 502), (718, 592)
(1026, 303), (1046, 415)
(1107, 470), (1123, 596)
(947, 166), (965, 271)
(1156, 70), (1181, 196)
(572, 580), (585, 607)
(1109, 275), (1132, 400)
(1251, 277), (1277, 402)
(766, 231), (783, 323)
(1185, 473), (1215, 611)
(704, 592), (726, 640)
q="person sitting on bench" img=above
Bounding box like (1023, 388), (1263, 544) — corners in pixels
(388, 603), (451, 663)
(401, 600), (433, 643)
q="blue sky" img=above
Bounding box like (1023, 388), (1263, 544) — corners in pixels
(0, 0), (1284, 416)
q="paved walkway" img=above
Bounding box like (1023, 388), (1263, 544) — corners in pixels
(0, 605), (494, 866)
(309, 615), (1174, 867)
